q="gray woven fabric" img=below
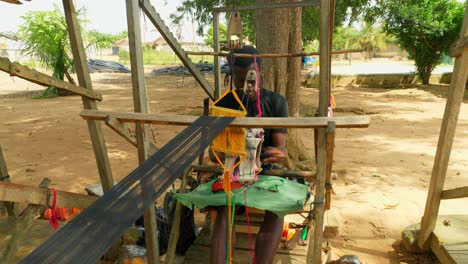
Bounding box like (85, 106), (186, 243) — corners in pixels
(20, 116), (233, 264)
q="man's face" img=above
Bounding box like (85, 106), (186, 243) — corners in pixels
(232, 64), (257, 99)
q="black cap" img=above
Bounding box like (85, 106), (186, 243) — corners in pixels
(228, 45), (261, 69)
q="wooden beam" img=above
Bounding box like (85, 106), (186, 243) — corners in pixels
(0, 145), (15, 216)
(80, 110), (371, 129)
(105, 116), (137, 147)
(104, 116), (159, 154)
(166, 168), (192, 263)
(212, 0), (319, 12)
(139, 0), (215, 100)
(418, 4), (468, 249)
(126, 0), (159, 262)
(318, 0), (332, 117)
(0, 181), (97, 208)
(213, 11), (221, 100)
(0, 178), (50, 264)
(191, 165), (316, 179)
(0, 57), (102, 101)
(430, 233), (457, 264)
(185, 49), (363, 58)
(441, 186), (468, 200)
(325, 122), (335, 210)
(63, 0), (115, 192)
(307, 124), (329, 263)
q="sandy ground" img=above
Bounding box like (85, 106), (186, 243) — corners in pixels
(1, 66), (467, 263)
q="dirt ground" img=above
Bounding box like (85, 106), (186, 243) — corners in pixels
(1, 68), (467, 263)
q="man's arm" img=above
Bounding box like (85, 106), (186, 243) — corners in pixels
(262, 132), (287, 164)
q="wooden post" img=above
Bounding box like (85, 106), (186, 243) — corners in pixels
(213, 12), (221, 100)
(325, 122), (335, 210)
(307, 125), (328, 263)
(125, 0), (159, 263)
(62, 0), (114, 192)
(307, 0), (333, 262)
(418, 4), (468, 249)
(0, 145), (15, 216)
(165, 168), (191, 263)
(0, 178), (50, 263)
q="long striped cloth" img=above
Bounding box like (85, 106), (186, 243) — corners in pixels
(20, 116), (233, 264)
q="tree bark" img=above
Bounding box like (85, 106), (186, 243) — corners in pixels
(255, 0), (314, 168)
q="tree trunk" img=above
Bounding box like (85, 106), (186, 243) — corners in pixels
(256, 0), (314, 169)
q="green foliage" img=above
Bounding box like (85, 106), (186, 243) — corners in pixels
(381, 0), (464, 84)
(357, 22), (390, 59)
(118, 49), (213, 65)
(204, 23), (227, 48)
(86, 30), (127, 50)
(18, 7), (128, 98)
(171, 0), (377, 45)
(18, 6), (72, 98)
(333, 26), (360, 50)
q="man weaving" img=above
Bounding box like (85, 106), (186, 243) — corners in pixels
(173, 46), (308, 264)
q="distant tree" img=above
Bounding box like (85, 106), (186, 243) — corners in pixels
(19, 6), (73, 97)
(18, 7), (126, 97)
(204, 23), (227, 48)
(171, 0), (377, 46)
(333, 26), (360, 59)
(357, 22), (389, 60)
(381, 0), (464, 84)
(86, 30), (127, 50)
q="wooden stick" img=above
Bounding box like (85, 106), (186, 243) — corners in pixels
(418, 4), (468, 249)
(325, 122), (336, 210)
(0, 57), (102, 101)
(441, 186), (468, 200)
(212, 0), (319, 12)
(126, 0), (160, 262)
(0, 178), (50, 264)
(0, 145), (15, 216)
(80, 110), (371, 129)
(165, 168), (192, 263)
(191, 165), (316, 178)
(63, 0), (115, 193)
(185, 49), (363, 58)
(0, 181), (97, 208)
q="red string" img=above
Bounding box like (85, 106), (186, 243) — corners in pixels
(244, 190), (256, 263)
(49, 188), (59, 230)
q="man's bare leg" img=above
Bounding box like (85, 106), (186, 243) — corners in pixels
(211, 206), (236, 264)
(255, 210), (283, 264)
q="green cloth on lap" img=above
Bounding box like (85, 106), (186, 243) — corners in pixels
(171, 175), (308, 217)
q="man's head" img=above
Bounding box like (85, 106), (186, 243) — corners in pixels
(229, 46), (261, 98)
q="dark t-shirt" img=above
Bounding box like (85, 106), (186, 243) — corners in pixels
(215, 88), (288, 148)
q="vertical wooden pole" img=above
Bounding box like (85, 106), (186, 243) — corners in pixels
(125, 0), (159, 263)
(165, 168), (191, 263)
(325, 122), (335, 210)
(307, 0), (332, 262)
(213, 11), (221, 100)
(0, 145), (15, 216)
(418, 4), (468, 249)
(307, 124), (329, 263)
(62, 0), (115, 192)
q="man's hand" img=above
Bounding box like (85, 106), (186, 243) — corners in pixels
(262, 147), (287, 164)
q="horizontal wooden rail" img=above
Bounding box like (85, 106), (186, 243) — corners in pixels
(80, 110), (371, 129)
(212, 0), (319, 12)
(0, 181), (97, 209)
(185, 49), (363, 58)
(191, 165), (316, 178)
(0, 57), (102, 101)
(441, 186), (468, 200)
